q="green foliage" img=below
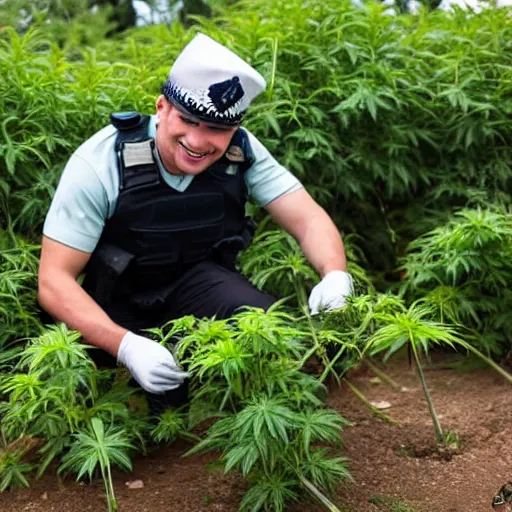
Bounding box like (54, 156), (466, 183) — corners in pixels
(153, 307), (352, 510)
(401, 207), (512, 354)
(150, 409), (198, 444)
(239, 226), (373, 307)
(187, 394), (351, 512)
(0, 444), (33, 492)
(197, 0), (512, 270)
(239, 228), (318, 304)
(0, 309), (353, 511)
(0, 230), (42, 349)
(0, 324), (150, 494)
(307, 293), (406, 382)
(172, 307), (315, 410)
(366, 302), (469, 443)
(0, 25), (164, 239)
(1, 0), (511, 265)
(59, 417), (133, 512)
(366, 303), (462, 361)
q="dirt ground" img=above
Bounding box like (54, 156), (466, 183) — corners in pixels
(0, 350), (511, 512)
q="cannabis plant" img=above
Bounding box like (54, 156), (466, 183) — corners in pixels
(0, 230), (42, 349)
(0, 324), (150, 495)
(188, 393), (351, 512)
(367, 305), (451, 442)
(150, 409), (199, 444)
(0, 433), (36, 492)
(154, 306), (352, 510)
(239, 226), (372, 309)
(172, 306), (311, 411)
(316, 292), (407, 382)
(59, 417), (133, 512)
(366, 302), (512, 444)
(401, 208), (512, 356)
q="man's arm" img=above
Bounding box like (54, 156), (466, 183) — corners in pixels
(38, 236), (127, 356)
(264, 188), (352, 313)
(264, 188), (347, 277)
(39, 236), (188, 392)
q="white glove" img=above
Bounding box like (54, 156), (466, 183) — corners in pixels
(308, 270), (353, 315)
(117, 332), (188, 394)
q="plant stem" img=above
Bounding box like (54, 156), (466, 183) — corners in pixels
(462, 343), (512, 384)
(294, 277), (309, 313)
(296, 279), (325, 371)
(363, 357), (400, 390)
(344, 379), (399, 425)
(410, 342), (444, 444)
(267, 37), (278, 102)
(106, 463), (118, 512)
(319, 346), (345, 384)
(299, 475), (343, 512)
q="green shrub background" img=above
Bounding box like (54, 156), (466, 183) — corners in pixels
(0, 1), (511, 508)
(1, 0), (511, 352)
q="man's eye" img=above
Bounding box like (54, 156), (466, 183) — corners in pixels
(181, 117), (196, 125)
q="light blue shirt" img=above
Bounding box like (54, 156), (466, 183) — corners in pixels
(43, 116), (302, 253)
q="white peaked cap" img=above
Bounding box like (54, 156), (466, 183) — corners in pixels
(162, 33), (267, 125)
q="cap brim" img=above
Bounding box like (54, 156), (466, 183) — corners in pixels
(167, 98), (244, 127)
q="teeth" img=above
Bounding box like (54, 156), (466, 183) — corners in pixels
(188, 149), (205, 157)
(181, 143), (208, 158)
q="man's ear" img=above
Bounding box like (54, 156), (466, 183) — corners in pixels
(156, 95), (168, 114)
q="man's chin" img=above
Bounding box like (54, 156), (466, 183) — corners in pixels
(176, 156), (217, 175)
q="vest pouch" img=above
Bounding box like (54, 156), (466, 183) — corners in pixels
(209, 216), (255, 271)
(132, 240), (182, 288)
(83, 243), (135, 307)
(130, 220), (225, 287)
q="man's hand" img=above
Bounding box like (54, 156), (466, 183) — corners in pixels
(308, 270), (353, 315)
(117, 332), (188, 394)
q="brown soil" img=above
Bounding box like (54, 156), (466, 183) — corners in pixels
(1, 351), (511, 512)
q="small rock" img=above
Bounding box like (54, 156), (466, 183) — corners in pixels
(370, 400), (392, 410)
(41, 492), (48, 501)
(125, 479), (144, 489)
(369, 377), (382, 385)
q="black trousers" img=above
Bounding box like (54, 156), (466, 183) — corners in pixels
(92, 261), (276, 411)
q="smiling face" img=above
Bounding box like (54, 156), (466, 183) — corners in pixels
(155, 95), (238, 176)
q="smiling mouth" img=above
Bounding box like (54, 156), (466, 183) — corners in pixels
(179, 141), (211, 158)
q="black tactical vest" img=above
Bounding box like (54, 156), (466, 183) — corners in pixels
(83, 112), (255, 308)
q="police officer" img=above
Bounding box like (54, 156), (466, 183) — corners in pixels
(38, 34), (353, 398)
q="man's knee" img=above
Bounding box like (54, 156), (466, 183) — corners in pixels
(215, 288), (276, 319)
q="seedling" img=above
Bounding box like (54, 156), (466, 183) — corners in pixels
(59, 417), (133, 512)
(367, 303), (461, 444)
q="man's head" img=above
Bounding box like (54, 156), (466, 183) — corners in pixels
(155, 33), (266, 175)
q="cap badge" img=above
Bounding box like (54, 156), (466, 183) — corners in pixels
(208, 76), (244, 113)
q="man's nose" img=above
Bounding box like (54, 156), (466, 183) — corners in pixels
(183, 128), (208, 151)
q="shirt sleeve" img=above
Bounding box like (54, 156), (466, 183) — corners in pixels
(43, 153), (109, 253)
(244, 129), (303, 206)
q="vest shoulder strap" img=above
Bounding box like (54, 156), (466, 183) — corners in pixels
(110, 111), (158, 190)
